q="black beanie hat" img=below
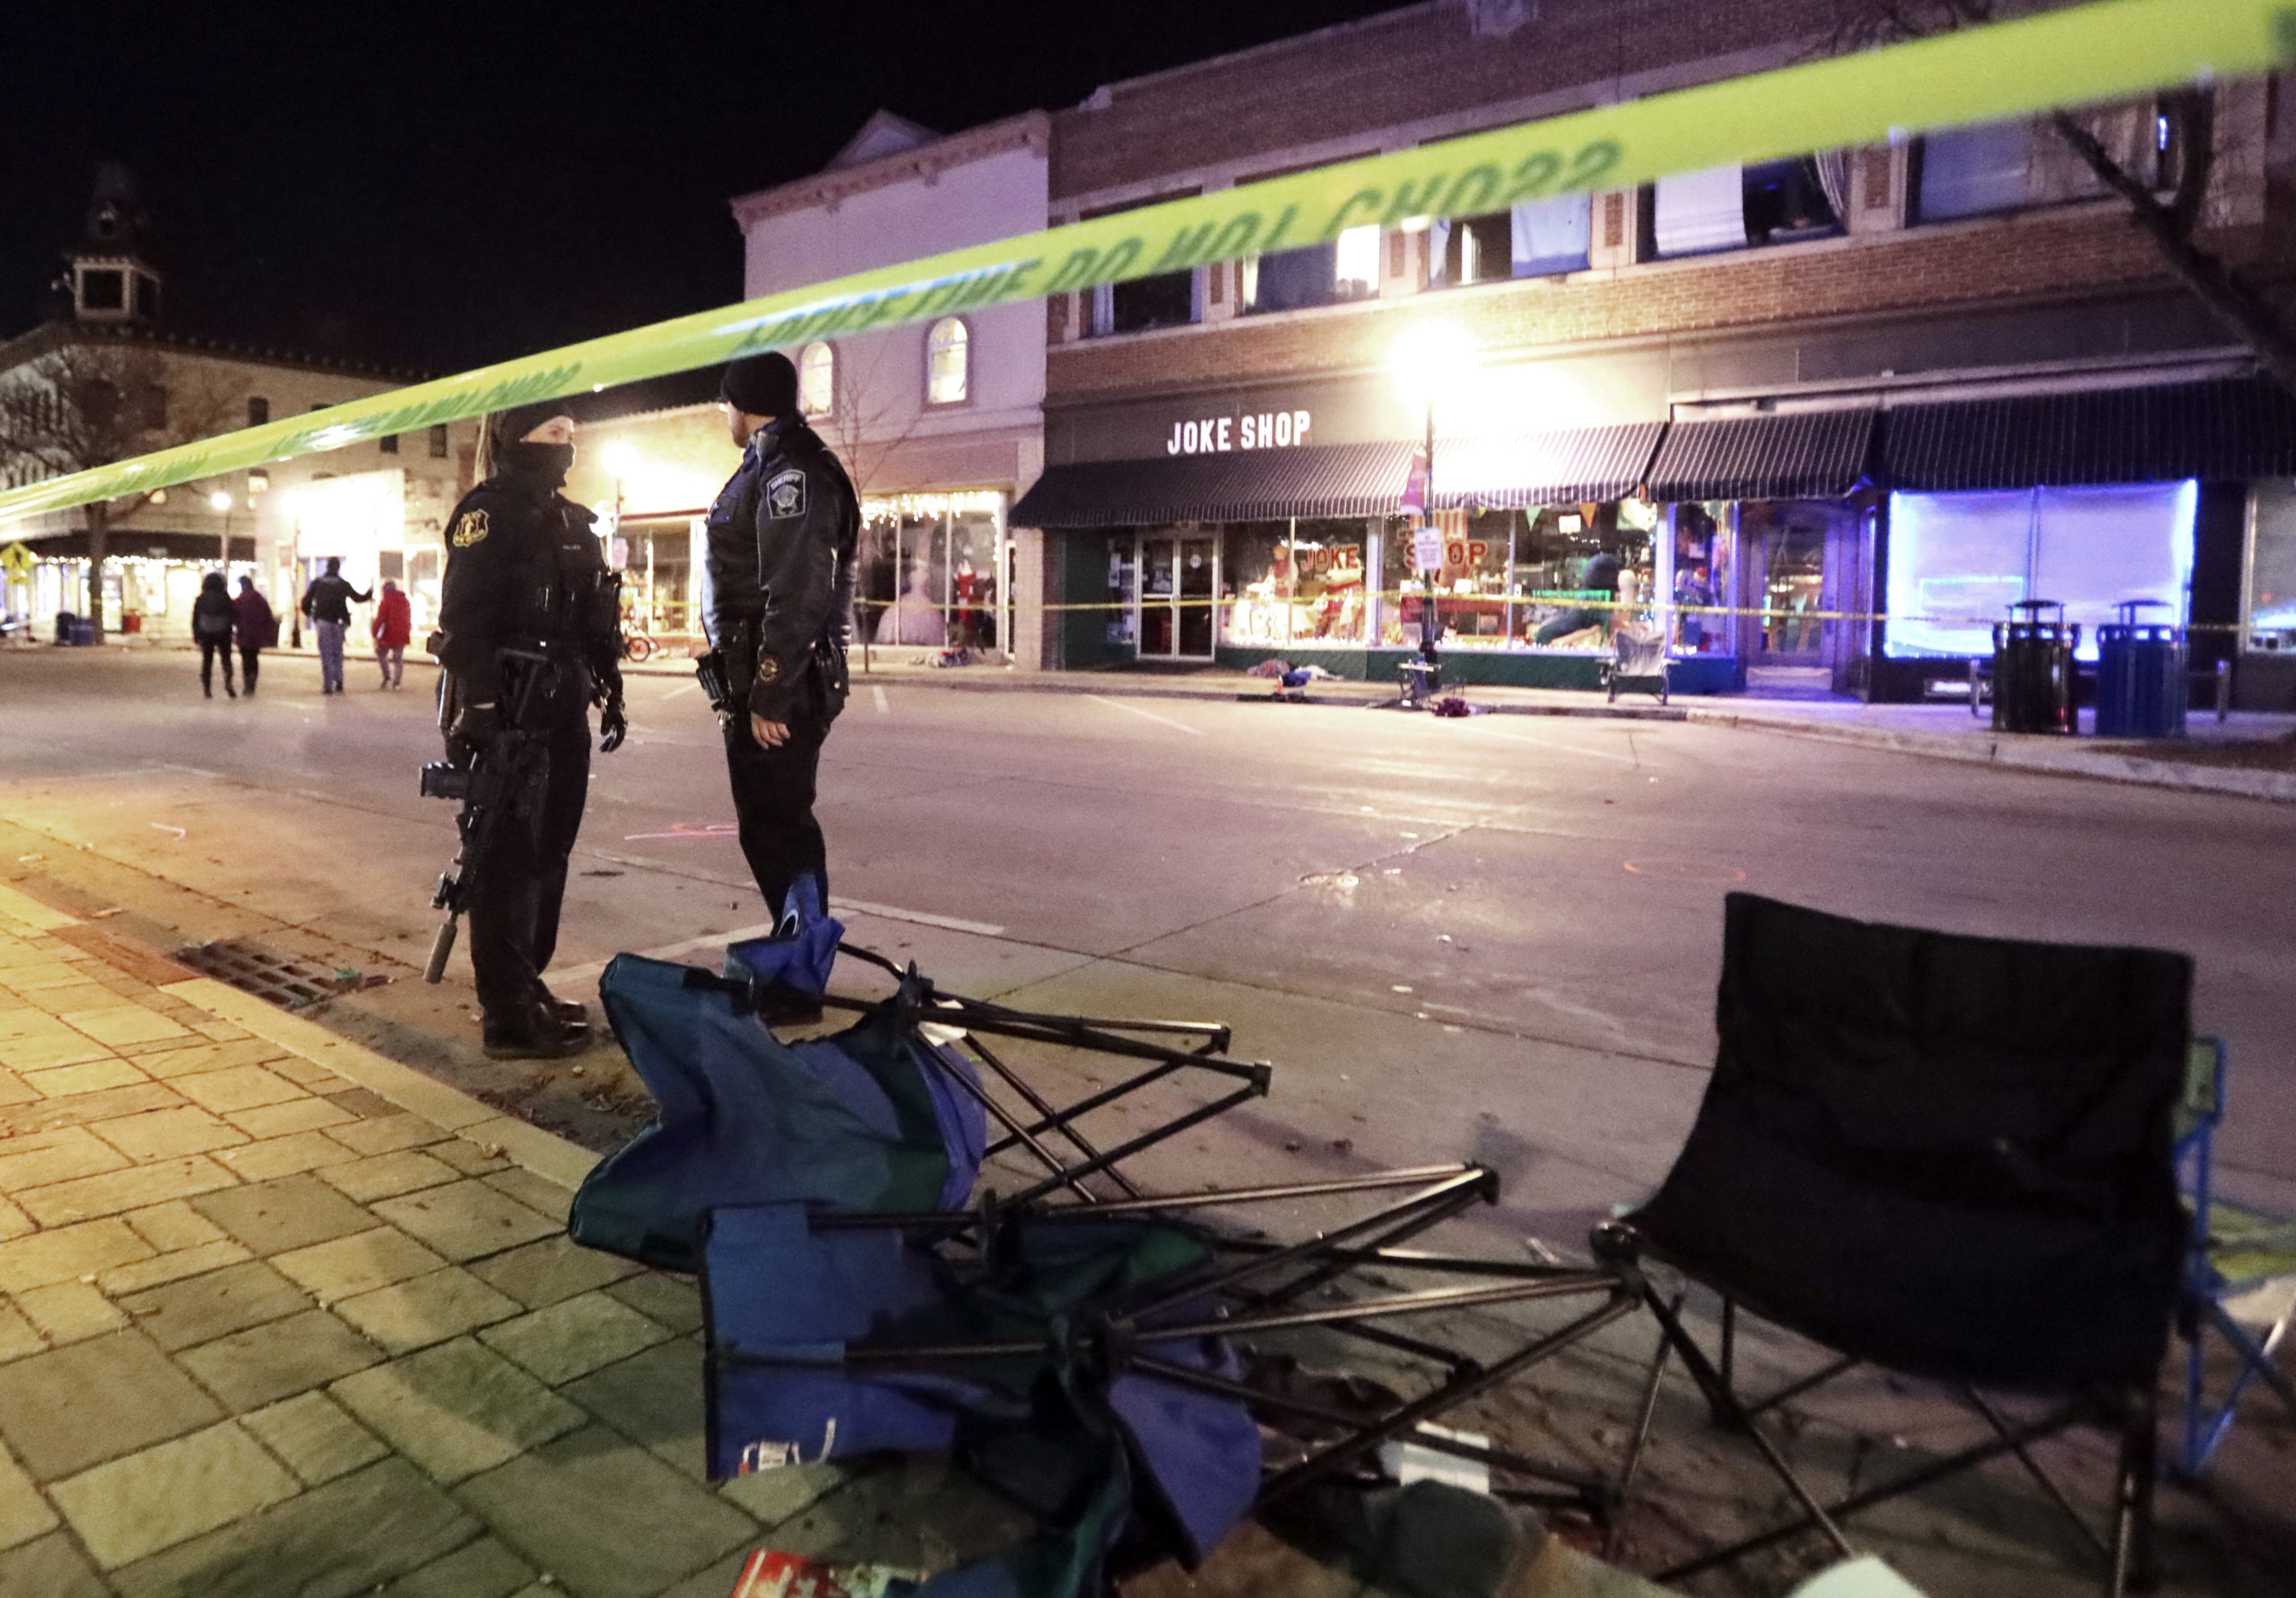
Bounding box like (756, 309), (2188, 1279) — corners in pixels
(494, 400), (572, 444)
(720, 352), (799, 418)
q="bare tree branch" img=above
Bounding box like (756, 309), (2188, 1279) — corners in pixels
(0, 341), (245, 637)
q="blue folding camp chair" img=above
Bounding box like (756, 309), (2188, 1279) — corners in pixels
(704, 1201), (1264, 1595)
(2171, 1037), (2296, 1477)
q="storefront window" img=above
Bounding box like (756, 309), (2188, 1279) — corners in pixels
(2247, 481), (2296, 652)
(1884, 482), (2196, 660)
(1670, 503), (1734, 654)
(1221, 522), (1370, 647)
(858, 494), (1006, 654)
(1507, 503), (1657, 650)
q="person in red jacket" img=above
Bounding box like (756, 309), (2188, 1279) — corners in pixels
(372, 578), (413, 690)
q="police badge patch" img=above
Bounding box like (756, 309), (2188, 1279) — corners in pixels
(450, 509), (490, 547)
(765, 469), (806, 520)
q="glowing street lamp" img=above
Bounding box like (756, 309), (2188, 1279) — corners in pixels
(1390, 324), (1476, 696)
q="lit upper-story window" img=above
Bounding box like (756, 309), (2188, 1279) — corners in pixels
(1242, 224), (1382, 315)
(1913, 102), (2165, 224)
(1651, 158), (1843, 258)
(926, 318), (969, 405)
(799, 341), (835, 418)
(1426, 192), (1593, 285)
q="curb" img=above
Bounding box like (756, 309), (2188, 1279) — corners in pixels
(1684, 708), (2296, 804)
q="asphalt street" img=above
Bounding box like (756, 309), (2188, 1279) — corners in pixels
(4, 646), (2293, 1241)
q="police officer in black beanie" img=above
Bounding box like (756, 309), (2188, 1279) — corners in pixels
(703, 352), (859, 922)
(432, 401), (629, 1058)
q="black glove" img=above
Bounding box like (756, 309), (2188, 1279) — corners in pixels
(598, 695), (628, 753)
(450, 702), (503, 755)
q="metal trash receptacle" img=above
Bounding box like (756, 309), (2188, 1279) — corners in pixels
(1992, 599), (2078, 735)
(53, 611), (74, 645)
(2095, 599), (2186, 739)
(68, 620), (95, 647)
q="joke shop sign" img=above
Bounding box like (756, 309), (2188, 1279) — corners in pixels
(1167, 409), (1312, 455)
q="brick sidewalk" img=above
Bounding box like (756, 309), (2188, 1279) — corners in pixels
(0, 881), (940, 1598)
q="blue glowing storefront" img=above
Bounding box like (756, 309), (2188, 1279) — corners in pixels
(1862, 376), (2296, 704)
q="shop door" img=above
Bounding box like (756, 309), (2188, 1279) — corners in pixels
(1136, 534), (1218, 660)
(1752, 523), (1829, 664)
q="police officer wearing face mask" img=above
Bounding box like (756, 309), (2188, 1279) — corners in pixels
(432, 402), (629, 1059)
(703, 352), (858, 923)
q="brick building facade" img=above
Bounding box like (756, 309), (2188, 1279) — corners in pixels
(1013, 0), (2296, 704)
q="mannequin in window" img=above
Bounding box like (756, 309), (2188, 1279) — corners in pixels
(873, 551), (945, 647)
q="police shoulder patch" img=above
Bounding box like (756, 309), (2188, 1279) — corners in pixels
(765, 469), (806, 520)
(450, 508), (491, 548)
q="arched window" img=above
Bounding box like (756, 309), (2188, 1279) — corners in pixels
(926, 317), (969, 405)
(798, 341), (835, 418)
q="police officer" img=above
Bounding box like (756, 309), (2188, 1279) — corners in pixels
(433, 402), (628, 1059)
(704, 352), (858, 921)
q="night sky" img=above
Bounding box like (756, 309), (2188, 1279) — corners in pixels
(4, 1), (1407, 385)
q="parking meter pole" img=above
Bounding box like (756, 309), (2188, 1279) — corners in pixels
(1423, 402), (1440, 695)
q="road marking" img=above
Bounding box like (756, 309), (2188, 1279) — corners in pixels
(1088, 695), (1202, 736)
(1474, 726), (1645, 766)
(622, 822), (739, 841)
(150, 823), (186, 838)
(873, 686), (891, 715)
(547, 896), (1004, 989)
(663, 682), (699, 699)
(839, 899), (1004, 936)
(145, 761), (222, 778)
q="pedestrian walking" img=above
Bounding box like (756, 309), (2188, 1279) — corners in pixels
(701, 352), (859, 921)
(300, 557), (370, 694)
(232, 577), (277, 695)
(372, 578), (412, 689)
(191, 571), (238, 699)
(431, 403), (628, 1059)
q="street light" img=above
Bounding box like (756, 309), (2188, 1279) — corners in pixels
(1390, 324), (1476, 698)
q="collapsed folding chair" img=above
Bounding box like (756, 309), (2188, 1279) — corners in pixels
(1596, 892), (2191, 1597)
(700, 1162), (1639, 1594)
(2171, 1036), (2296, 1478)
(570, 909), (1271, 1270)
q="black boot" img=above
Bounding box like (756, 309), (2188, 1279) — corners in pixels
(482, 1000), (591, 1061)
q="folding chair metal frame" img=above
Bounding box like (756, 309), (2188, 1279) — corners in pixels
(817, 942), (1274, 1210)
(1594, 1224), (2162, 1594)
(2173, 1036), (2296, 1479)
(748, 1163), (1639, 1523)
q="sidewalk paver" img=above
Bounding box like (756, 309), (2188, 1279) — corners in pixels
(0, 889), (1038, 1596)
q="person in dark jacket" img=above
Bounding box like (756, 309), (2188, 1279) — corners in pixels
(190, 572), (238, 698)
(232, 577), (277, 695)
(703, 352), (859, 921)
(431, 402), (628, 1059)
(300, 557), (371, 694)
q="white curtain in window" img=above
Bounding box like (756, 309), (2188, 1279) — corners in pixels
(1334, 224), (1380, 297)
(1510, 191), (1591, 274)
(1654, 165), (1746, 256)
(926, 317), (969, 404)
(1918, 119), (2036, 220)
(1813, 150), (1853, 224)
(2031, 482), (2195, 658)
(1424, 220), (1452, 284)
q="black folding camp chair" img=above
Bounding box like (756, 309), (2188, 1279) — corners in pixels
(1596, 892), (2191, 1596)
(704, 1161), (1639, 1569)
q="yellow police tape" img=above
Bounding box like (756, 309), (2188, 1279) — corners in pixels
(0, 0), (2284, 528)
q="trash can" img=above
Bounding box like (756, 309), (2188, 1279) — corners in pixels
(1991, 598), (2078, 735)
(53, 610), (74, 645)
(69, 620), (96, 647)
(2095, 599), (2186, 739)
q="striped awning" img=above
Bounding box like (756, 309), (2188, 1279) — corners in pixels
(1648, 409), (1878, 502)
(1011, 421), (1665, 528)
(1011, 440), (1413, 529)
(1879, 376), (2296, 491)
(1431, 423), (1665, 509)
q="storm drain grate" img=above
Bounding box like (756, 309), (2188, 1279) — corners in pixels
(173, 939), (358, 1009)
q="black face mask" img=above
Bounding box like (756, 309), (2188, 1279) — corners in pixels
(500, 440), (576, 489)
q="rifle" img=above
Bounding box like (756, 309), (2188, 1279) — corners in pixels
(418, 647), (554, 983)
